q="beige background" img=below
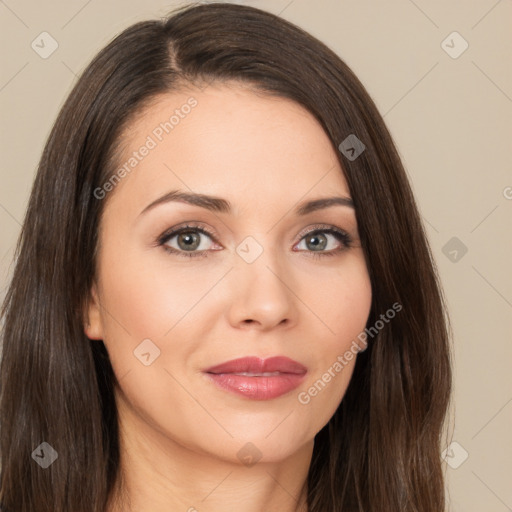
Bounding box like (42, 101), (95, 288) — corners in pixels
(1, 0), (511, 510)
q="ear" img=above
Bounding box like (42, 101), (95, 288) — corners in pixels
(84, 282), (104, 340)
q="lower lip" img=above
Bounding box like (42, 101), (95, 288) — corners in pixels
(205, 373), (306, 400)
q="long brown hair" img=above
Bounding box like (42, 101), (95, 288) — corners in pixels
(0, 3), (451, 511)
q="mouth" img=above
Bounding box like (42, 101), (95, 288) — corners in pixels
(220, 371), (286, 376)
(204, 355), (307, 375)
(203, 356), (307, 400)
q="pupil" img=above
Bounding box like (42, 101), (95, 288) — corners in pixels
(179, 232), (199, 250)
(308, 234), (326, 251)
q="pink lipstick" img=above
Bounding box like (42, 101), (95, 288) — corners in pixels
(203, 356), (307, 400)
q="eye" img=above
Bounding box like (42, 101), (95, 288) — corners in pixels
(157, 223), (354, 259)
(157, 224), (220, 259)
(294, 225), (353, 258)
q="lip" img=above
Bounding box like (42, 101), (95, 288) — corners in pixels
(203, 356), (307, 400)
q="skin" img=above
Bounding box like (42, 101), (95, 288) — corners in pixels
(85, 83), (372, 512)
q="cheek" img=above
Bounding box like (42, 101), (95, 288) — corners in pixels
(333, 272), (372, 342)
(97, 244), (224, 343)
(94, 239), (240, 401)
(296, 256), (371, 422)
(320, 253), (372, 346)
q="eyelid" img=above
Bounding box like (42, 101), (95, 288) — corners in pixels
(156, 222), (220, 246)
(294, 223), (350, 242)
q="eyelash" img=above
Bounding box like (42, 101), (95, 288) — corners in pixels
(157, 223), (353, 260)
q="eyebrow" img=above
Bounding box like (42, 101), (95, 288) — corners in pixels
(139, 189), (354, 217)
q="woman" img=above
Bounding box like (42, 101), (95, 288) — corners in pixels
(0, 3), (451, 511)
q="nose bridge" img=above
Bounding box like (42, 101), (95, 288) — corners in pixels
(228, 233), (296, 328)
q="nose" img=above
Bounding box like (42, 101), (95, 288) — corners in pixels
(226, 253), (297, 331)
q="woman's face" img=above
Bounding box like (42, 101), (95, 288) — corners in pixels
(86, 84), (372, 464)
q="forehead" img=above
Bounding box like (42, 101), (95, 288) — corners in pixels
(108, 84), (351, 215)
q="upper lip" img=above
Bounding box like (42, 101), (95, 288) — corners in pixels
(204, 356), (307, 375)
